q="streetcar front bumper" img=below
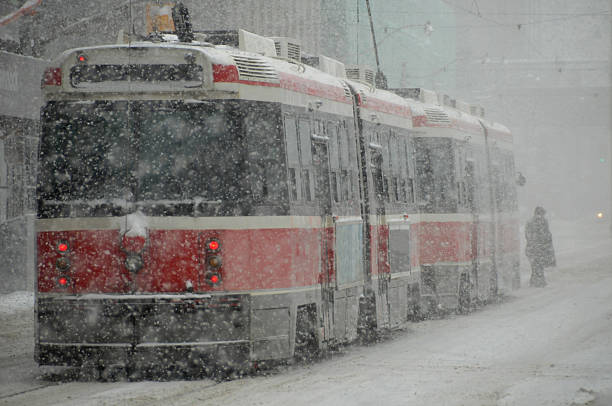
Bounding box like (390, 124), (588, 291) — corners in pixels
(35, 294), (251, 369)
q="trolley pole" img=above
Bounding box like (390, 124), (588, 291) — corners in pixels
(364, 0), (387, 89)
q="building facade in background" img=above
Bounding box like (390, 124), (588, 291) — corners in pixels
(451, 0), (611, 221)
(0, 51), (44, 292)
(322, 0), (457, 91)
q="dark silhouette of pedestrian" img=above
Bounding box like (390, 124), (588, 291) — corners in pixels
(525, 206), (556, 287)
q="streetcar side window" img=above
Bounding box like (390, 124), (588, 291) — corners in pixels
(337, 124), (348, 201)
(298, 119), (312, 165)
(415, 138), (457, 212)
(302, 169), (312, 201)
(288, 168), (298, 201)
(405, 138), (416, 204)
(331, 172), (339, 202)
(285, 117), (299, 166)
(345, 121), (359, 201)
(400, 179), (408, 202)
(341, 169), (351, 201)
(245, 106), (283, 200)
(372, 150), (385, 199)
(377, 132), (391, 202)
(298, 119), (314, 201)
(339, 122), (358, 202)
(284, 116), (301, 201)
(384, 176), (390, 202)
(407, 178), (415, 203)
(338, 124), (350, 169)
(392, 177), (400, 201)
(387, 132), (396, 174)
(328, 122), (340, 203)
(328, 122), (339, 170)
(346, 121), (357, 165)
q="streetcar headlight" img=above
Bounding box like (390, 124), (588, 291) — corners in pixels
(125, 253), (144, 273)
(56, 256), (71, 270)
(208, 256), (222, 268)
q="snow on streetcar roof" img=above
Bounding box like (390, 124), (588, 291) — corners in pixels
(51, 37), (510, 141)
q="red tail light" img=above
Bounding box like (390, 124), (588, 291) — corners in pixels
(204, 238), (222, 286)
(42, 67), (61, 87)
(57, 276), (70, 288)
(205, 271), (221, 285)
(207, 239), (220, 251)
(56, 240), (71, 272)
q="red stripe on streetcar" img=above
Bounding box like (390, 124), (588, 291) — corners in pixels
(37, 228), (321, 293)
(412, 115), (428, 127)
(358, 94), (412, 119)
(212, 64), (240, 83)
(212, 64), (350, 103)
(279, 72), (349, 104)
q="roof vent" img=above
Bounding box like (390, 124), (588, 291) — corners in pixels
(420, 89), (439, 105)
(390, 88), (421, 100)
(470, 105), (485, 117)
(239, 29), (276, 56)
(199, 30), (277, 56)
(424, 107), (451, 124)
(231, 54), (279, 82)
(391, 88), (438, 104)
(198, 30), (240, 46)
(318, 55), (346, 79)
(300, 51), (319, 68)
(345, 66), (375, 87)
(456, 100), (471, 113)
(270, 37), (301, 61)
(440, 94), (456, 107)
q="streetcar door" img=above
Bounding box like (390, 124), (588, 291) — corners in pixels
(370, 148), (391, 329)
(311, 135), (334, 342)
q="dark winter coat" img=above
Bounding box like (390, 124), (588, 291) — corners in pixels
(525, 214), (556, 267)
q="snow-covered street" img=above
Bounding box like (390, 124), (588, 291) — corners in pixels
(1, 221), (611, 406)
(1, 0), (610, 404)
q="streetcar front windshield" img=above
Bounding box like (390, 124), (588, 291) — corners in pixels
(38, 100), (245, 216)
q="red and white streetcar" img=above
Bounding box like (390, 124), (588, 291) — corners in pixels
(35, 19), (520, 377)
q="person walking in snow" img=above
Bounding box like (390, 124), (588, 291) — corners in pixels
(525, 206), (556, 287)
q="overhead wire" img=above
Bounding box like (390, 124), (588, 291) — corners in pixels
(438, 0), (610, 29)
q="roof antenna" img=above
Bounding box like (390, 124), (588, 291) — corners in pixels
(172, 2), (194, 42)
(365, 0), (387, 89)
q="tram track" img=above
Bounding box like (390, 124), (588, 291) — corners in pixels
(0, 383), (59, 401)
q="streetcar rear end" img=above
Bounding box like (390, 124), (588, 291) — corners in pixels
(35, 41), (292, 373)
